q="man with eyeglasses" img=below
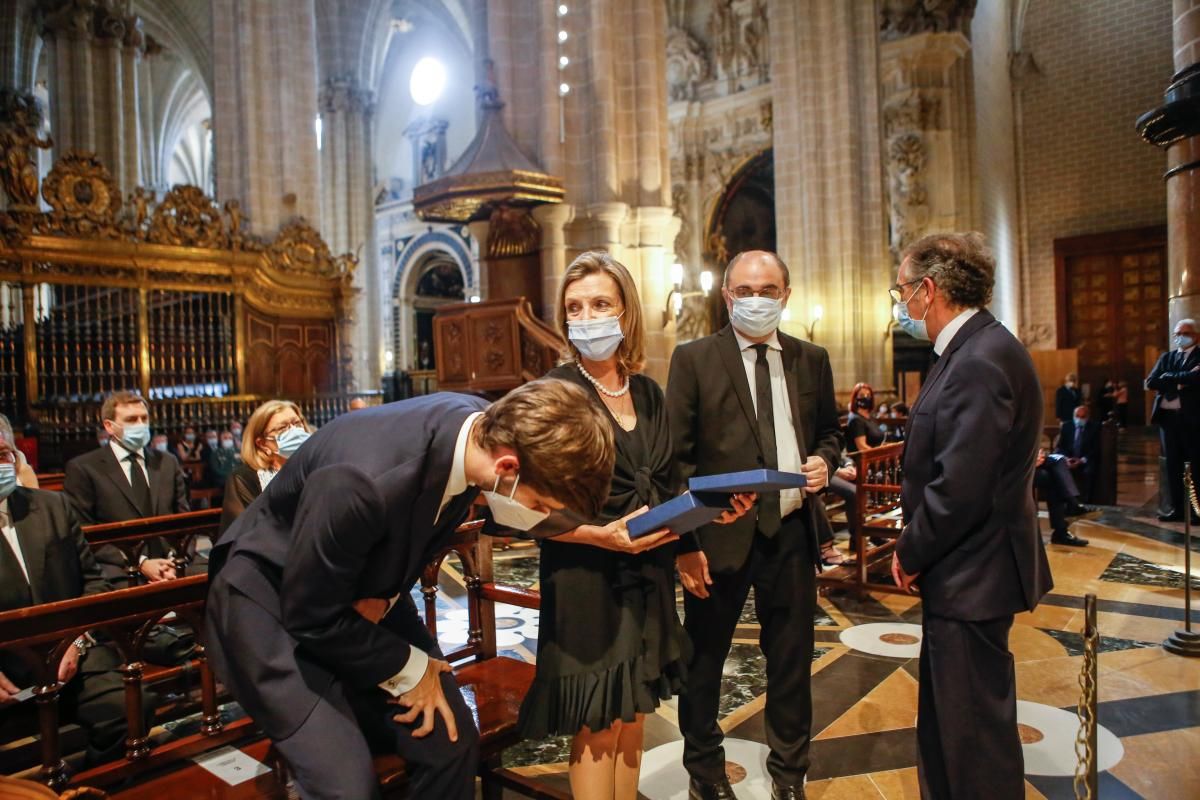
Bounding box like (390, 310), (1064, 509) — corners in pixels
(668, 250), (843, 800)
(0, 433), (149, 765)
(889, 233), (1051, 800)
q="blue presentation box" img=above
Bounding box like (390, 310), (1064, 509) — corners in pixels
(625, 491), (726, 539)
(688, 469), (808, 494)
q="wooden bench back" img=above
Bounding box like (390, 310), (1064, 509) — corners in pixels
(34, 474), (64, 492)
(82, 509), (223, 587)
(852, 441), (905, 536)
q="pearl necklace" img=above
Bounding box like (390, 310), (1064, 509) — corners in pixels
(575, 359), (630, 398)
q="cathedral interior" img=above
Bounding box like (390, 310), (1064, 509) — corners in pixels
(0, 0), (1199, 798)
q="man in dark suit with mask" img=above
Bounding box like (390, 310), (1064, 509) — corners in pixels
(1146, 318), (1200, 522)
(64, 391), (188, 582)
(1054, 373), (1081, 426)
(668, 250), (843, 800)
(205, 380), (615, 800)
(890, 232), (1053, 800)
(1054, 404), (1101, 505)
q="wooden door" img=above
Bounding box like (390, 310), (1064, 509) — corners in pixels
(1055, 226), (1167, 426)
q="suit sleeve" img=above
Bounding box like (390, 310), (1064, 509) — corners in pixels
(172, 456), (190, 513)
(1145, 352), (1174, 392)
(811, 350), (844, 473)
(278, 464), (419, 689)
(64, 496), (112, 597)
(666, 345), (702, 554)
(896, 357), (1015, 575)
(63, 459), (99, 525)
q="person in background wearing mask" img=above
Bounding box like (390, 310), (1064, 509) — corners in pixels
(1055, 372), (1082, 426)
(64, 391), (189, 583)
(151, 433), (170, 454)
(175, 425), (201, 462)
(1145, 318), (1200, 522)
(1114, 380), (1129, 428)
(516, 252), (753, 800)
(667, 250), (842, 800)
(890, 233), (1051, 800)
(1034, 448), (1090, 547)
(822, 383), (888, 565)
(96, 427), (109, 449)
(205, 380), (616, 800)
(216, 400), (311, 538)
(208, 429), (241, 488)
(1054, 405), (1100, 506)
(228, 421), (244, 449)
(0, 413), (38, 488)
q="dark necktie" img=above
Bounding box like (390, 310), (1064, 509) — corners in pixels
(752, 344), (781, 536)
(1074, 425), (1083, 457)
(126, 453), (152, 516)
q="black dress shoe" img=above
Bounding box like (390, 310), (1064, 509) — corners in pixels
(689, 777), (736, 800)
(1066, 502), (1090, 517)
(772, 783), (807, 800)
(1156, 511), (1200, 524)
(1051, 531), (1089, 547)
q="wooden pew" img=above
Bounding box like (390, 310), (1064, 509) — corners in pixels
(82, 509), (221, 586)
(817, 441), (909, 596)
(33, 474), (64, 492)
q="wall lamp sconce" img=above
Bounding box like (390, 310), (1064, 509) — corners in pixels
(663, 263), (714, 326)
(801, 304), (823, 340)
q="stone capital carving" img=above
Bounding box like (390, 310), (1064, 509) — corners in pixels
(318, 75), (375, 115)
(667, 26), (708, 102)
(880, 0), (977, 42)
(707, 0), (769, 91)
(0, 89), (53, 210)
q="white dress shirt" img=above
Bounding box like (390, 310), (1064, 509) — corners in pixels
(733, 329), (805, 517)
(1159, 344), (1194, 411)
(933, 307), (980, 356)
(0, 498), (29, 584)
(379, 411), (481, 698)
(109, 439), (151, 486)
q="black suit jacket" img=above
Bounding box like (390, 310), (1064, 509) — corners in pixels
(1054, 385), (1081, 423)
(667, 325), (843, 572)
(896, 311), (1052, 621)
(1, 488), (112, 681)
(63, 445), (189, 523)
(1145, 347), (1200, 423)
(1055, 419), (1101, 466)
(206, 392), (488, 740)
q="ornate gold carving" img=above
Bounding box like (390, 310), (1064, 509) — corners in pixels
(266, 217), (345, 279)
(40, 150), (122, 238)
(0, 89), (53, 210)
(486, 206), (540, 259)
(148, 185), (228, 248)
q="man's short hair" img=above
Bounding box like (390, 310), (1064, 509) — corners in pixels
(101, 390), (149, 422)
(723, 250), (791, 289)
(475, 379), (616, 521)
(902, 232), (994, 309)
(1176, 318), (1197, 332)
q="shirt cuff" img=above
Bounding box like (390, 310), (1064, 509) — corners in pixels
(378, 645), (429, 697)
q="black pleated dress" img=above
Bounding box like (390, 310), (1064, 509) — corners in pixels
(517, 364), (690, 738)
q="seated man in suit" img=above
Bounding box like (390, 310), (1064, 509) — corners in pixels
(206, 380), (616, 800)
(64, 391), (189, 583)
(1055, 404), (1101, 503)
(0, 433), (149, 766)
(1034, 448), (1089, 547)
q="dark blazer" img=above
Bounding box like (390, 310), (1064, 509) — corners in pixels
(217, 462), (262, 540)
(1054, 384), (1082, 423)
(667, 325), (843, 572)
(1145, 347), (1200, 423)
(1055, 419), (1101, 466)
(205, 393), (488, 740)
(63, 445), (190, 523)
(1, 488), (112, 681)
(896, 311), (1052, 621)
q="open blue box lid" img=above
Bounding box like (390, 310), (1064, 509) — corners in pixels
(688, 469), (808, 494)
(625, 491), (727, 539)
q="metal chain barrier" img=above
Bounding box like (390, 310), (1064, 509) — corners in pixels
(1164, 463), (1200, 657)
(1073, 594), (1099, 800)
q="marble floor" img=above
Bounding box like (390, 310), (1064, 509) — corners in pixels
(428, 427), (1200, 799)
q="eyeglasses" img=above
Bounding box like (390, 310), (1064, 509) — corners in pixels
(729, 287), (784, 300)
(265, 423), (303, 440)
(888, 279), (923, 304)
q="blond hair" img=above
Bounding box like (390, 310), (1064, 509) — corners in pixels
(101, 390), (148, 421)
(476, 379), (615, 520)
(242, 400), (310, 470)
(557, 251), (646, 375)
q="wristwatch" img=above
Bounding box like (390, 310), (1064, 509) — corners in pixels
(71, 636), (89, 656)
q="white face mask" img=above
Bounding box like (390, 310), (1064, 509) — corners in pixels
(568, 314), (624, 361)
(730, 296), (782, 338)
(481, 473), (550, 531)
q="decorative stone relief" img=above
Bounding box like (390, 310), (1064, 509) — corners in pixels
(707, 0), (769, 91)
(0, 89), (52, 210)
(880, 0), (977, 41)
(885, 132), (930, 259)
(318, 75), (375, 115)
(667, 27), (708, 102)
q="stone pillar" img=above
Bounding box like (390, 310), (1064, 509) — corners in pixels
(531, 202), (575, 321)
(40, 0), (146, 191)
(212, 0), (320, 236)
(879, 32), (977, 261)
(584, 202), (629, 262)
(632, 205), (681, 382)
(319, 75), (377, 391)
(467, 219), (491, 299)
(1166, 0), (1200, 328)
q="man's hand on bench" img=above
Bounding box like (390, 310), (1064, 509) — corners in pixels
(140, 557), (177, 583)
(0, 670), (19, 705)
(391, 658), (458, 742)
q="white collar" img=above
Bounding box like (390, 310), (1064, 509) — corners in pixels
(449, 412), (483, 495)
(933, 308), (980, 356)
(109, 438), (141, 461)
(733, 328), (782, 352)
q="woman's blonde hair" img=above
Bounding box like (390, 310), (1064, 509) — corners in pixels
(556, 250), (646, 375)
(242, 400), (310, 470)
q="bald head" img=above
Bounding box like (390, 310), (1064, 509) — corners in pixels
(724, 250), (790, 290)
(348, 398), (368, 411)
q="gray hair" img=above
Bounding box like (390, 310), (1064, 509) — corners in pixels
(902, 232), (994, 309)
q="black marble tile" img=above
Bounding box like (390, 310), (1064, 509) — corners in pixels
(1026, 772), (1144, 800)
(719, 643), (769, 719)
(1093, 508), (1200, 552)
(824, 590), (900, 624)
(1099, 552), (1200, 590)
(806, 728), (917, 781)
(501, 734), (573, 769)
(492, 553), (541, 589)
(1088, 689), (1200, 738)
(810, 652), (907, 734)
(1038, 627), (1159, 655)
(1038, 592), (1190, 623)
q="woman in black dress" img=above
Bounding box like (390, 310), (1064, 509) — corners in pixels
(824, 383), (887, 559)
(216, 400), (311, 539)
(518, 252), (749, 799)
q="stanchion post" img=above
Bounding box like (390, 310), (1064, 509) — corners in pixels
(1164, 462), (1200, 656)
(1074, 593), (1099, 800)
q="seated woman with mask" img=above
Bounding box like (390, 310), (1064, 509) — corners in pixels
(216, 401), (311, 539)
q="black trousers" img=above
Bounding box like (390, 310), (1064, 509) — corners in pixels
(918, 613), (1023, 800)
(1033, 456), (1079, 535)
(1159, 410), (1200, 516)
(826, 476), (858, 538)
(679, 514), (816, 787)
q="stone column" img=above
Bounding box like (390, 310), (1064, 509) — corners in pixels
(212, 0), (320, 236)
(1166, 1), (1200, 328)
(632, 205), (681, 382)
(531, 202), (575, 321)
(467, 219), (491, 299)
(319, 75), (377, 391)
(39, 0), (146, 191)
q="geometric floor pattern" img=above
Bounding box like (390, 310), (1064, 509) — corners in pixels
(424, 428), (1200, 799)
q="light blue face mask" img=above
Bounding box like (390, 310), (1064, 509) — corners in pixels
(568, 313), (625, 361)
(275, 426), (311, 459)
(118, 423), (151, 452)
(1174, 334), (1195, 350)
(0, 463), (16, 500)
(893, 284), (930, 341)
(730, 296), (783, 338)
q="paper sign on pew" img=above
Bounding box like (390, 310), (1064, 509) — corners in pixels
(193, 745), (273, 785)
